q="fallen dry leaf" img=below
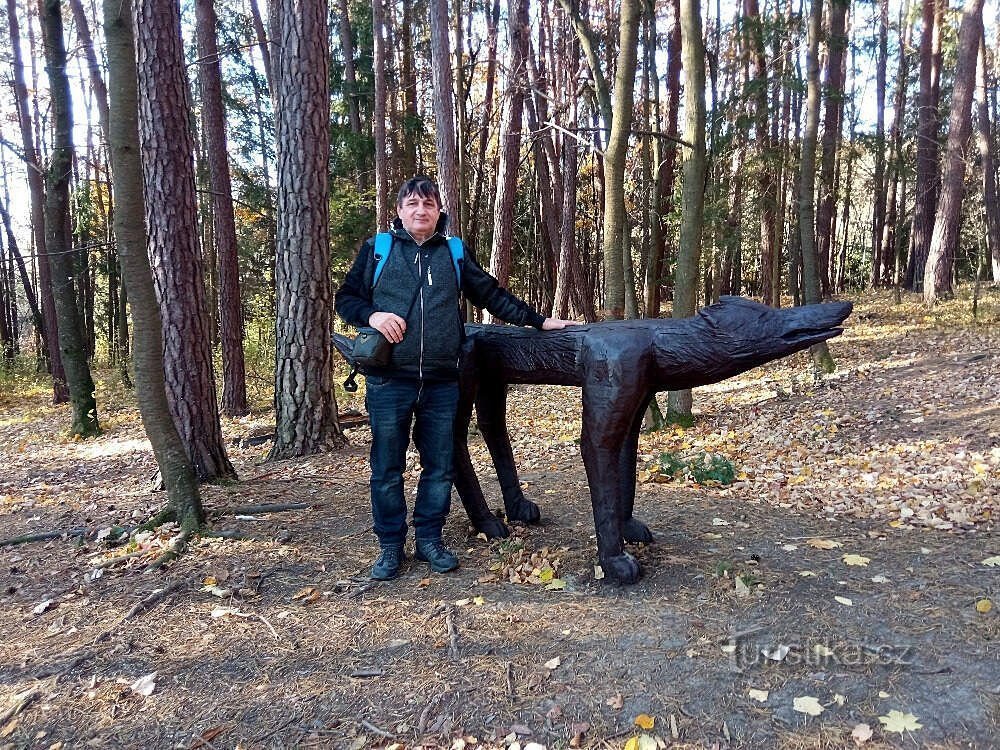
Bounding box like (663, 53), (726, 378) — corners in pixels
(792, 696), (824, 716)
(851, 723), (873, 745)
(130, 672), (157, 697)
(606, 693), (624, 710)
(975, 598), (992, 614)
(747, 688), (768, 703)
(543, 657), (560, 670)
(633, 713), (655, 730)
(842, 553), (871, 566)
(834, 596), (854, 606)
(807, 538), (843, 550)
(879, 710), (922, 733)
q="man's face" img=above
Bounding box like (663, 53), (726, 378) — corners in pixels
(397, 192), (441, 241)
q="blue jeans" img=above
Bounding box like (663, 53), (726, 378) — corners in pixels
(365, 376), (459, 546)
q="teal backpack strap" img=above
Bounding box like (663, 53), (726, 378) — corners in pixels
(446, 236), (464, 287)
(372, 232), (393, 287)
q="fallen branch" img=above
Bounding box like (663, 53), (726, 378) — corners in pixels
(446, 607), (460, 660)
(358, 719), (394, 739)
(215, 503), (312, 518)
(0, 528), (88, 546)
(0, 688), (39, 726)
(121, 580), (185, 621)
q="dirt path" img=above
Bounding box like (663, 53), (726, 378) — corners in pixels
(0, 291), (997, 749)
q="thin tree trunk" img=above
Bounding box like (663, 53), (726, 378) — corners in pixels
(195, 0), (249, 416)
(668, 0), (706, 417)
(7, 0), (65, 401)
(372, 0), (390, 228)
(247, 0), (274, 102)
(800, 0), (834, 370)
(879, 0), (911, 286)
(602, 0), (642, 319)
(40, 0), (100, 436)
(104, 0), (203, 532)
(468, 0), (500, 255)
(976, 28), (1000, 281)
(869, 0), (889, 286)
(68, 0), (110, 142)
(135, 0), (236, 479)
(336, 0), (363, 136)
(269, 0), (344, 458)
(487, 0), (529, 314)
(923, 0), (984, 304)
(814, 0), (848, 299)
(907, 0), (940, 290)
(427, 0), (461, 231)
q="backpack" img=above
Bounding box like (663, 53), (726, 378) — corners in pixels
(372, 232), (465, 288)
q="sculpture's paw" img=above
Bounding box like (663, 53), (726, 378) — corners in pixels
(506, 497), (541, 524)
(600, 552), (642, 585)
(622, 517), (654, 544)
(474, 514), (510, 540)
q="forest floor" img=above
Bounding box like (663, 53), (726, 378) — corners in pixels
(0, 288), (998, 750)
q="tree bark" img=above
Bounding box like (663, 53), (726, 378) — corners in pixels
(195, 0), (249, 417)
(269, 0), (343, 458)
(667, 0), (706, 417)
(40, 0), (100, 436)
(468, 0), (501, 255)
(923, 0), (984, 304)
(103, 0), (203, 532)
(135, 0), (236, 480)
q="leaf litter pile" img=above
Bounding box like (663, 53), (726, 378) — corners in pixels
(0, 289), (997, 750)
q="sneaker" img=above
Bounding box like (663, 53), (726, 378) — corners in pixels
(415, 539), (459, 573)
(371, 545), (404, 580)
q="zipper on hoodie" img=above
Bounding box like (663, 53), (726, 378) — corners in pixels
(416, 250), (424, 379)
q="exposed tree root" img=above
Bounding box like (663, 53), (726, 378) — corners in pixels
(120, 580), (185, 621)
(0, 528), (89, 546)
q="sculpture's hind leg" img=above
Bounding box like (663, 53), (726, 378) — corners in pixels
(452, 363), (509, 538)
(475, 379), (541, 524)
(620, 393), (654, 544)
(581, 383), (644, 584)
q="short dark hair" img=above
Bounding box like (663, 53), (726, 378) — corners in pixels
(396, 175), (442, 209)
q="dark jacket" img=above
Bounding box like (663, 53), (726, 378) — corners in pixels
(335, 214), (546, 380)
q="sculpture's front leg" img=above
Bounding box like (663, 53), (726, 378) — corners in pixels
(452, 358), (509, 539)
(475, 379), (541, 524)
(581, 385), (643, 584)
(620, 394), (654, 544)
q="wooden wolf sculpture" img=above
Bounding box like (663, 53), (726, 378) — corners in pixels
(335, 296), (853, 584)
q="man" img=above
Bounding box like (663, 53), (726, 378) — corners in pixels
(335, 176), (576, 580)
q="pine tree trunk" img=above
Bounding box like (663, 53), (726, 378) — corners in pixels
(103, 0), (203, 532)
(135, 0), (236, 480)
(269, 0), (343, 459)
(195, 0), (248, 417)
(40, 0), (100, 436)
(923, 0), (984, 305)
(468, 0), (500, 255)
(668, 0), (706, 417)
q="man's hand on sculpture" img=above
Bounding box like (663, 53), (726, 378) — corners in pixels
(369, 311), (407, 343)
(541, 317), (582, 331)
